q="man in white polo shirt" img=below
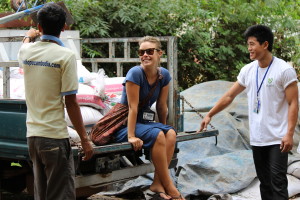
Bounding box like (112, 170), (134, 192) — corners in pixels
(200, 25), (298, 200)
(18, 3), (93, 200)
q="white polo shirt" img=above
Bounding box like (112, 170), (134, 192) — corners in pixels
(237, 57), (297, 146)
(18, 41), (78, 139)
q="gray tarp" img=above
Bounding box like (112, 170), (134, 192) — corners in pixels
(178, 80), (255, 198)
(98, 80), (300, 199)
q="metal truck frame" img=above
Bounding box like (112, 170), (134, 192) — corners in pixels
(0, 33), (218, 198)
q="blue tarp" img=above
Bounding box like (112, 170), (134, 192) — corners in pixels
(98, 80), (300, 199)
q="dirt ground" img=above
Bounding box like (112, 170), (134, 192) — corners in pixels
(0, 190), (209, 200)
(1, 190), (299, 200)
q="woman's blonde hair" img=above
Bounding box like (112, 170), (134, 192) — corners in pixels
(139, 36), (162, 50)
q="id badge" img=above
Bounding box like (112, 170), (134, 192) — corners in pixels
(142, 109), (155, 121)
(253, 98), (260, 114)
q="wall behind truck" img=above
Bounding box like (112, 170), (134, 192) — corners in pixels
(0, 29), (81, 99)
(0, 29), (81, 62)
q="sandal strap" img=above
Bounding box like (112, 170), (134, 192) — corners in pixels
(171, 194), (184, 200)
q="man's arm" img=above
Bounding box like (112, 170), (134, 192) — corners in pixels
(199, 81), (245, 131)
(280, 81), (299, 152)
(65, 94), (93, 160)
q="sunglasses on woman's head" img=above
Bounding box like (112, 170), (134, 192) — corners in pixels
(138, 48), (160, 56)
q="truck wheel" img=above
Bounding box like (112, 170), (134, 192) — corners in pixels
(10, 0), (27, 11)
(2, 174), (26, 193)
(26, 174), (34, 195)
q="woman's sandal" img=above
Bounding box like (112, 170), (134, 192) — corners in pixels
(144, 188), (171, 200)
(170, 193), (185, 200)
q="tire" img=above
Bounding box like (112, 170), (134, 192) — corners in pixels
(10, 0), (27, 11)
(1, 174), (26, 193)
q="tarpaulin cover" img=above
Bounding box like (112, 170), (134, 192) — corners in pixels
(97, 80), (300, 199)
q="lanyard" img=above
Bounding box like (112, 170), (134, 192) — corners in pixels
(256, 57), (274, 97)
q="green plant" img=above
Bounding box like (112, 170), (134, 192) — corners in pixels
(3, 0), (295, 89)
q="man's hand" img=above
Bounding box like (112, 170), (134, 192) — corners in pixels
(26, 28), (40, 38)
(23, 28), (40, 43)
(280, 134), (293, 153)
(80, 139), (93, 161)
(199, 115), (211, 132)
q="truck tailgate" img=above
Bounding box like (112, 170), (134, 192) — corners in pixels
(72, 130), (218, 156)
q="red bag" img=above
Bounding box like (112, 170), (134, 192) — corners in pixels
(90, 103), (128, 146)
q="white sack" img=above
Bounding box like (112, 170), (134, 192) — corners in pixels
(288, 161), (300, 179)
(68, 126), (81, 145)
(93, 68), (106, 98)
(78, 83), (95, 95)
(77, 60), (95, 84)
(150, 101), (168, 122)
(232, 175), (300, 200)
(76, 94), (106, 109)
(104, 76), (125, 95)
(65, 106), (103, 127)
(0, 78), (25, 99)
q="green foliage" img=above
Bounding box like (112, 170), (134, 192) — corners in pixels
(64, 0), (110, 38)
(0, 0), (12, 12)
(63, 0), (298, 89)
(1, 0), (298, 89)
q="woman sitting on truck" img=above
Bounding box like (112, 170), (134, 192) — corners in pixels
(113, 36), (184, 200)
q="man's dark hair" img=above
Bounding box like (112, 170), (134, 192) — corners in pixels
(243, 25), (274, 52)
(37, 3), (66, 36)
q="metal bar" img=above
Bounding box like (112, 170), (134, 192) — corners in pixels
(91, 62), (98, 73)
(75, 163), (155, 188)
(0, 36), (23, 42)
(82, 57), (167, 63)
(109, 42), (115, 59)
(124, 41), (129, 59)
(0, 4), (44, 24)
(75, 158), (177, 188)
(81, 37), (171, 44)
(116, 62), (122, 77)
(73, 130), (218, 156)
(0, 62), (19, 67)
(176, 130), (219, 143)
(167, 37), (178, 128)
(3, 67), (10, 99)
(127, 42), (131, 58)
(0, 43), (10, 98)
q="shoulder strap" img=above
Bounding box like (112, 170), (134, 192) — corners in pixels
(139, 67), (163, 108)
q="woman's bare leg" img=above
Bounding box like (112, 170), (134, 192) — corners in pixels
(150, 130), (183, 199)
(151, 129), (176, 191)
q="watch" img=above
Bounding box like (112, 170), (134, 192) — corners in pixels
(22, 36), (32, 43)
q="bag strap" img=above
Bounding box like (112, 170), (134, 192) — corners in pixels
(139, 67), (163, 108)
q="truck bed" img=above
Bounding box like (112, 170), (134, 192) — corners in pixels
(0, 99), (218, 159)
(0, 99), (218, 194)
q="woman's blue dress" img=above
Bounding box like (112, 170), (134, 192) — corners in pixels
(113, 66), (176, 149)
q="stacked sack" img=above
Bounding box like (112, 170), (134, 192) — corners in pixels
(1, 61), (125, 146)
(65, 60), (125, 145)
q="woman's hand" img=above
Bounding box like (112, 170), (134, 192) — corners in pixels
(128, 136), (143, 151)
